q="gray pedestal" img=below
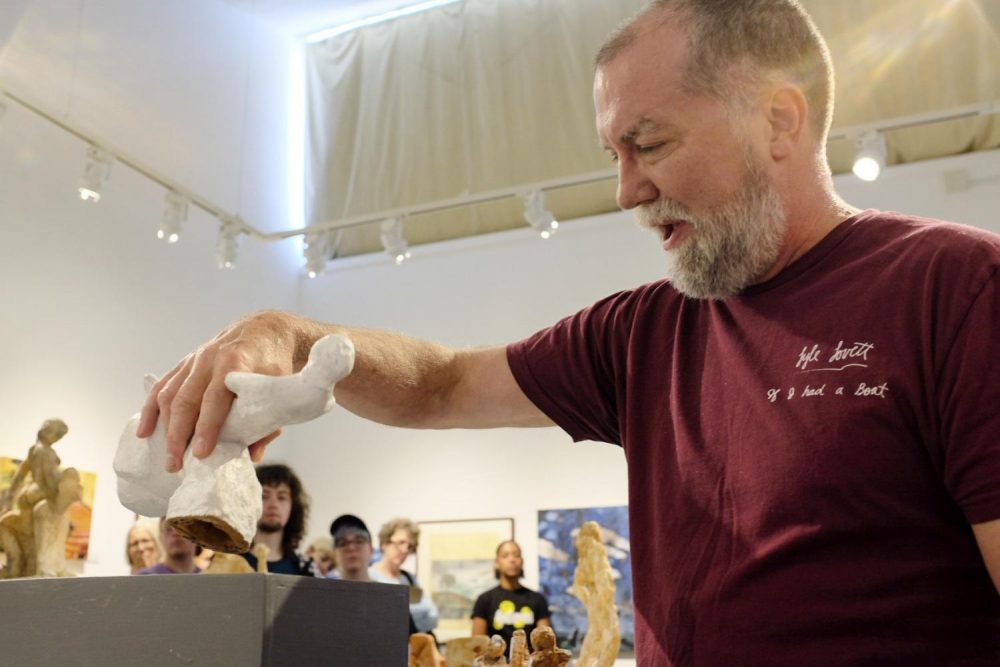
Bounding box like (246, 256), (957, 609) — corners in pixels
(0, 573), (408, 666)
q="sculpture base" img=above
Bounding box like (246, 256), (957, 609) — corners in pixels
(0, 573), (408, 666)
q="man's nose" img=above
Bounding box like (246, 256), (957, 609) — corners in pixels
(616, 156), (658, 210)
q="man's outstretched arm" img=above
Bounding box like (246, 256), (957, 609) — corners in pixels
(972, 518), (1000, 595)
(136, 310), (552, 471)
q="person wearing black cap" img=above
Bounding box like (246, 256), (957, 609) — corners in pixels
(328, 513), (420, 636)
(328, 514), (374, 582)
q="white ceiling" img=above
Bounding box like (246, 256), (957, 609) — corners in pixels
(222, 0), (424, 38)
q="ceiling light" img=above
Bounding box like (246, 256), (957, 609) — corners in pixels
(78, 146), (113, 202)
(157, 191), (188, 244)
(304, 230), (337, 278)
(521, 190), (559, 239)
(380, 217), (412, 265)
(852, 131), (886, 182)
(216, 217), (242, 269)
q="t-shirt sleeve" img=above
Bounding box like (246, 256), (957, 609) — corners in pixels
(507, 289), (641, 445)
(535, 591), (551, 620)
(471, 591), (490, 620)
(938, 262), (1000, 524)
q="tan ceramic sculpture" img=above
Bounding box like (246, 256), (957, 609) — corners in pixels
(472, 635), (508, 666)
(528, 626), (571, 667)
(509, 629), (529, 667)
(32, 467), (83, 577)
(446, 636), (489, 667)
(569, 521), (621, 667)
(0, 419), (80, 579)
(408, 633), (446, 667)
(203, 543), (268, 574)
(114, 334), (354, 553)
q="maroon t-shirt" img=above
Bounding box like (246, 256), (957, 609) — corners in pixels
(508, 210), (1000, 665)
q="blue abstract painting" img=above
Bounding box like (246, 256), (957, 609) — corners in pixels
(537, 505), (633, 657)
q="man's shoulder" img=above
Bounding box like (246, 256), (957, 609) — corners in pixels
(856, 210), (1000, 257)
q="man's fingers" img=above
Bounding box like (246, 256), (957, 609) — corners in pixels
(248, 429), (282, 462)
(137, 365), (183, 438)
(164, 352), (215, 471)
(191, 379), (236, 459)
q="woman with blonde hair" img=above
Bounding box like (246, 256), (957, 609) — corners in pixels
(125, 518), (161, 575)
(369, 517), (439, 634)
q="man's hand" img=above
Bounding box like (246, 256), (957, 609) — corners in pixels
(136, 311), (305, 472)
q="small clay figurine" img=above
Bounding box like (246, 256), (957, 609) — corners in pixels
(408, 633), (445, 667)
(509, 629), (529, 667)
(527, 626), (570, 667)
(472, 635), (508, 666)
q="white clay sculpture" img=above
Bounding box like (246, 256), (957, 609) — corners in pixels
(114, 334), (355, 552)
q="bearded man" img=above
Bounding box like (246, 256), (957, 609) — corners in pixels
(139, 1), (1000, 663)
(242, 463), (312, 576)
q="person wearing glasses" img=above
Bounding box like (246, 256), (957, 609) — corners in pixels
(370, 518), (439, 635)
(328, 513), (375, 582)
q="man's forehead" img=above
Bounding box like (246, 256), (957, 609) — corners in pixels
(264, 482), (291, 493)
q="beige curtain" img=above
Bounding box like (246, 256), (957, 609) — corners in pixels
(306, 0), (1000, 257)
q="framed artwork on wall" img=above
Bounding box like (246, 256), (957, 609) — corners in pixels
(538, 505), (634, 657)
(415, 517), (515, 642)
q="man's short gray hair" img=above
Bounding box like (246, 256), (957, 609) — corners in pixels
(596, 0), (834, 141)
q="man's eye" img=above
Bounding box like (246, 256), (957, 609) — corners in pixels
(607, 151), (619, 163)
(638, 142), (665, 154)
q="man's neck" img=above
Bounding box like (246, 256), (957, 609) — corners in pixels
(341, 568), (371, 582)
(164, 557), (198, 574)
(254, 530), (284, 561)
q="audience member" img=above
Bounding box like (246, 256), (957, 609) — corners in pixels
(472, 540), (551, 651)
(305, 535), (336, 577)
(370, 518), (439, 634)
(328, 514), (374, 582)
(242, 463), (312, 575)
(137, 518), (200, 574)
(126, 518), (161, 575)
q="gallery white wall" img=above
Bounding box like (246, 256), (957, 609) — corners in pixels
(0, 0), (300, 576)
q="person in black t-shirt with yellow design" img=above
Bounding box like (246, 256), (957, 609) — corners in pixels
(471, 540), (551, 651)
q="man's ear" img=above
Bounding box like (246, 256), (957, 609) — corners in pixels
(768, 85), (808, 160)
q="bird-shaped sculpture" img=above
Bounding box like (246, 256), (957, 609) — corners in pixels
(114, 334), (355, 552)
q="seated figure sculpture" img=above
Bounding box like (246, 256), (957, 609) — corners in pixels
(528, 626), (570, 667)
(114, 334), (354, 553)
(472, 635), (508, 667)
(33, 467), (84, 577)
(0, 419), (75, 579)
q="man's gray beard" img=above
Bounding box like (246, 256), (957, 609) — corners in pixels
(635, 158), (787, 299)
(257, 520), (283, 534)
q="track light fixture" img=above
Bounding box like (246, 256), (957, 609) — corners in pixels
(157, 191), (188, 244)
(852, 131), (887, 182)
(78, 145), (113, 202)
(521, 190), (559, 239)
(304, 230), (337, 278)
(216, 217), (242, 269)
(380, 217), (412, 265)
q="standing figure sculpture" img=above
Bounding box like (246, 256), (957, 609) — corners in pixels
(569, 521), (620, 667)
(0, 419), (78, 578)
